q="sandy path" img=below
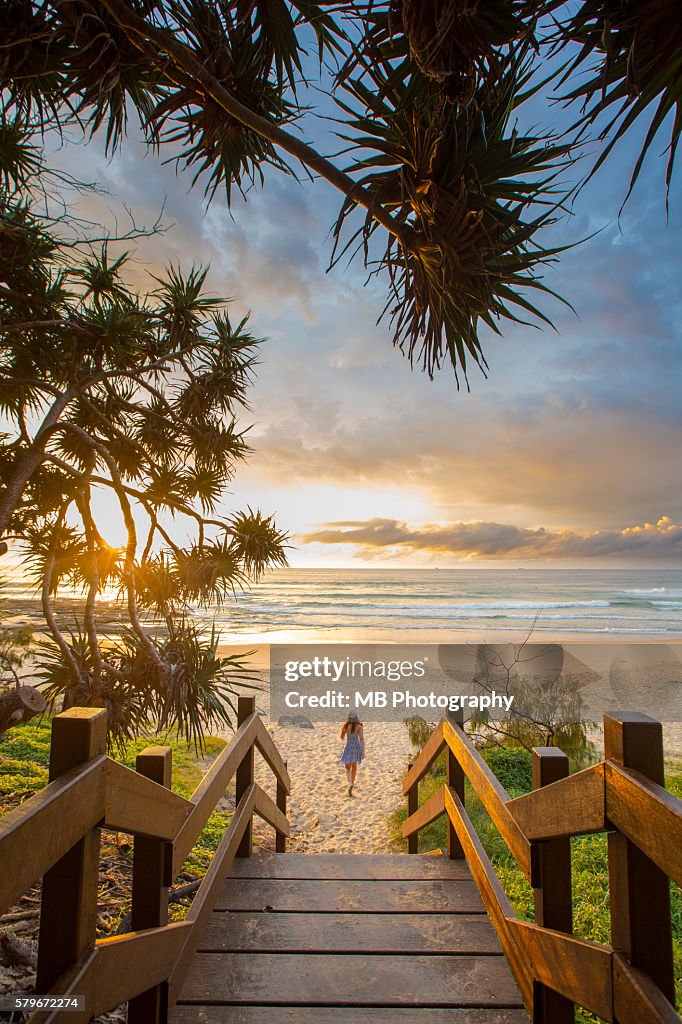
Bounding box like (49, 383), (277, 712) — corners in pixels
(253, 720), (415, 854)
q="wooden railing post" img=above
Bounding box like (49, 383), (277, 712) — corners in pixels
(128, 746), (173, 1024)
(531, 747), (573, 1024)
(236, 696), (255, 857)
(604, 712), (675, 1005)
(276, 759), (287, 853)
(406, 761), (418, 854)
(446, 710), (465, 859)
(37, 708), (107, 993)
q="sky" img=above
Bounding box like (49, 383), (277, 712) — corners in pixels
(46, 43), (682, 569)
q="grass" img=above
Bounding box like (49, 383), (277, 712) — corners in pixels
(0, 716), (231, 878)
(389, 746), (682, 1024)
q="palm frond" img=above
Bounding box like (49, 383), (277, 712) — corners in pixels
(553, 0), (682, 204)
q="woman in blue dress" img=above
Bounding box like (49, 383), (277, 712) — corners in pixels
(339, 710), (365, 796)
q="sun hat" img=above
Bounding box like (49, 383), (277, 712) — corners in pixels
(348, 710), (359, 721)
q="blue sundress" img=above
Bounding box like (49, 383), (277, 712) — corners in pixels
(340, 728), (363, 765)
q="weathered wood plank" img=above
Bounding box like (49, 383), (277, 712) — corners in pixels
(199, 911), (503, 953)
(37, 709), (107, 994)
(253, 783), (289, 837)
(605, 712), (675, 1006)
(173, 713), (258, 872)
(403, 722), (445, 793)
(254, 715), (291, 793)
(105, 758), (191, 840)
(172, 1008), (531, 1024)
(179, 952), (524, 1007)
(169, 784), (257, 1008)
(508, 762), (605, 841)
(444, 785), (533, 1013)
(612, 952), (681, 1024)
(402, 786), (445, 839)
(227, 852), (471, 880)
(443, 721), (532, 881)
(531, 747), (573, 1024)
(214, 878), (485, 913)
(0, 756), (106, 916)
(605, 761), (682, 889)
(506, 919), (612, 1022)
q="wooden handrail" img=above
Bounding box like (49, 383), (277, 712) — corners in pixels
(507, 761), (605, 840)
(443, 719), (532, 879)
(105, 759), (192, 840)
(402, 720), (445, 793)
(403, 718), (532, 878)
(0, 756), (107, 916)
(605, 761), (682, 888)
(403, 714), (682, 1024)
(30, 923), (193, 1024)
(169, 781), (258, 1007)
(254, 714), (291, 794)
(612, 954), (682, 1024)
(0, 698), (291, 1024)
(402, 786), (445, 839)
(172, 711), (259, 872)
(443, 783), (533, 1008)
(254, 783), (290, 836)
(508, 918), (613, 1019)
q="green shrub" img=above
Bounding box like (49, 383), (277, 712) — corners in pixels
(482, 747), (533, 795)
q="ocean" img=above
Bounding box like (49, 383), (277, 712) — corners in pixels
(198, 566), (682, 645)
(4, 564), (682, 644)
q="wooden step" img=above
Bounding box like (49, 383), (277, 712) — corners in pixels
(199, 911), (501, 953)
(173, 1008), (529, 1023)
(174, 853), (526, 1022)
(215, 878), (485, 913)
(229, 852), (470, 880)
(179, 952), (524, 1007)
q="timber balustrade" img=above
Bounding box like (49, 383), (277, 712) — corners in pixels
(0, 697), (290, 1024)
(403, 710), (682, 1024)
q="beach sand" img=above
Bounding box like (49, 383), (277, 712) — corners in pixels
(252, 720), (414, 854)
(212, 638), (682, 856)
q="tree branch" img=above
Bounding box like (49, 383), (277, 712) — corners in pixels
(51, 424), (163, 669)
(41, 501), (84, 683)
(75, 482), (104, 692)
(96, 0), (409, 245)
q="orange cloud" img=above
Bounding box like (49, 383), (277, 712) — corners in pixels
(300, 516), (682, 561)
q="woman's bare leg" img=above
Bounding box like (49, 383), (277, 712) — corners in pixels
(350, 763), (358, 784)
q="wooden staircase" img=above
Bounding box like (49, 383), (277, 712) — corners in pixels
(172, 851), (527, 1023)
(2, 698), (682, 1023)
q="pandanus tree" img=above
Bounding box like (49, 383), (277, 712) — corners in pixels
(0, 121), (287, 745)
(0, 1), (679, 736)
(2, 1), (679, 391)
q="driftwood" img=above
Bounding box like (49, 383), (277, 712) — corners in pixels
(0, 910), (41, 925)
(114, 879), (203, 936)
(0, 686), (47, 737)
(0, 930), (38, 967)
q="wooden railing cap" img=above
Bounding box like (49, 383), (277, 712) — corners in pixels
(604, 710), (662, 726)
(532, 746), (568, 758)
(55, 707), (108, 721)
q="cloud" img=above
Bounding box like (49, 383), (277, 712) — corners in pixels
(40, 100), (682, 566)
(300, 515), (682, 561)
(244, 398), (682, 530)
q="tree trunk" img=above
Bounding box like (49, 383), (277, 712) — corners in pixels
(0, 686), (47, 737)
